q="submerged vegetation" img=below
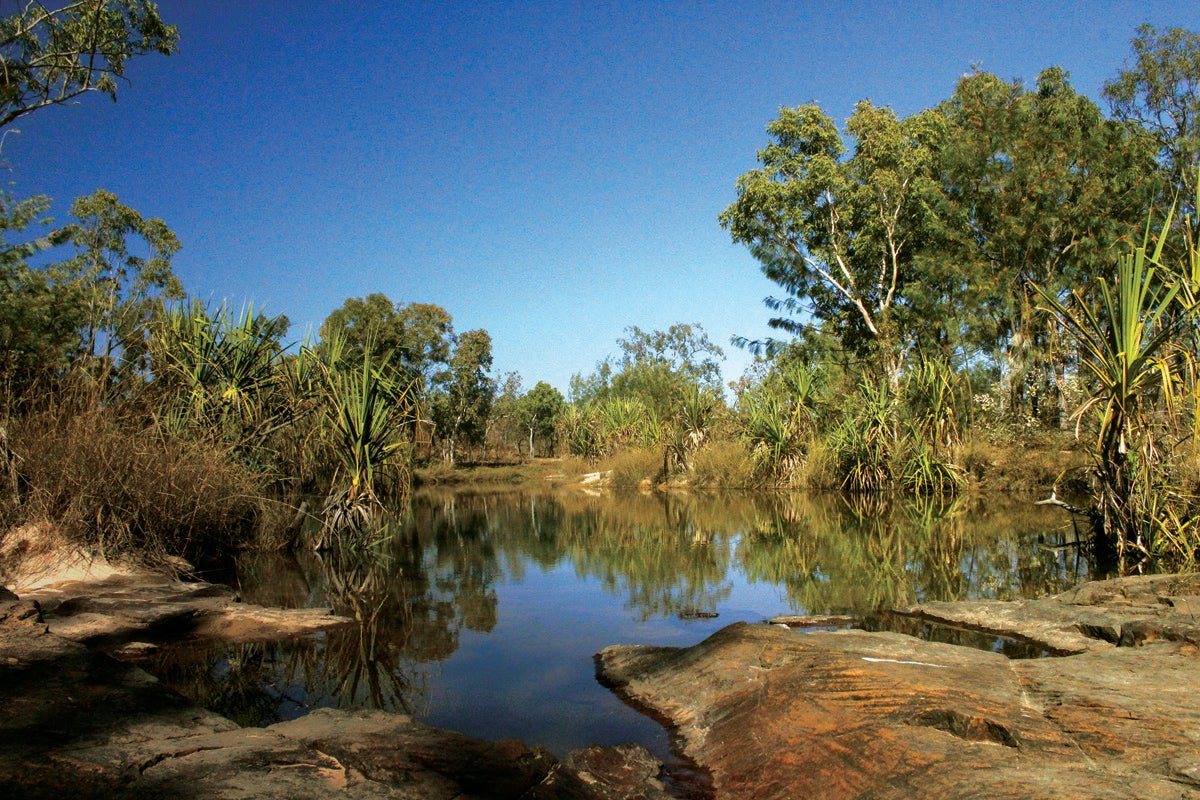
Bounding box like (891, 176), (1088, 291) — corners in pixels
(0, 4), (1197, 573)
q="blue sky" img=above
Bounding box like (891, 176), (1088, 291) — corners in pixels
(10, 1), (1200, 393)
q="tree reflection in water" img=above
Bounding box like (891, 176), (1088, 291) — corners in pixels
(144, 489), (1087, 730)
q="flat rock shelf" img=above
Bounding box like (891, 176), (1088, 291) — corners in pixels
(598, 573), (1200, 800)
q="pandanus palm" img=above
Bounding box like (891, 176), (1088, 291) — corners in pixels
(319, 344), (420, 542)
(1036, 216), (1196, 564)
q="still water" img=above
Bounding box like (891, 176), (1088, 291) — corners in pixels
(144, 489), (1086, 763)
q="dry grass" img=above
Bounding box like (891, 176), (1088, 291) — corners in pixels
(414, 459), (567, 486)
(688, 440), (759, 488)
(600, 447), (664, 489)
(960, 432), (1090, 496)
(5, 406), (261, 564)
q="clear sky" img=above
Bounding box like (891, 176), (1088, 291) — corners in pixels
(10, 0), (1200, 394)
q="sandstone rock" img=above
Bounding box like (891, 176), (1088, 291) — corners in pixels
(599, 573), (1200, 800)
(533, 743), (673, 800)
(1, 590), (669, 800)
(110, 641), (159, 659)
(19, 573), (351, 646)
(906, 571), (1200, 654)
(767, 614), (858, 628)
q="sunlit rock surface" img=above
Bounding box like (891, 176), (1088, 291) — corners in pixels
(598, 573), (1200, 800)
(20, 573), (352, 645)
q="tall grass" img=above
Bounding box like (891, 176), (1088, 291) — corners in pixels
(5, 403), (259, 562)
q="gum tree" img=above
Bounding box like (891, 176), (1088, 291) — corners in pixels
(0, 0), (178, 130)
(1104, 25), (1200, 207)
(720, 101), (947, 384)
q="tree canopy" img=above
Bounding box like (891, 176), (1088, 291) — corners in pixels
(431, 328), (496, 464)
(724, 65), (1162, 416)
(1104, 24), (1200, 205)
(319, 294), (454, 385)
(570, 323), (724, 418)
(720, 101), (947, 379)
(515, 381), (564, 457)
(0, 0), (178, 130)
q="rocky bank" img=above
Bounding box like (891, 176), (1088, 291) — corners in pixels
(598, 572), (1200, 800)
(0, 575), (672, 800)
(5, 559), (1200, 799)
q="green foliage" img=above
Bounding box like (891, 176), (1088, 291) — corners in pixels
(0, 189), (182, 396)
(430, 329), (495, 464)
(903, 357), (967, 453)
(0, 193), (81, 394)
(515, 380), (564, 457)
(734, 356), (822, 485)
(738, 391), (807, 484)
(669, 383), (722, 471)
(1036, 206), (1198, 565)
(559, 404), (601, 461)
(720, 100), (948, 378)
(597, 396), (658, 454)
(319, 346), (420, 541)
(1104, 24), (1200, 205)
(0, 0), (179, 129)
(318, 294), (453, 384)
(570, 322), (724, 418)
(148, 302), (292, 455)
(826, 378), (899, 493)
(938, 68), (1158, 421)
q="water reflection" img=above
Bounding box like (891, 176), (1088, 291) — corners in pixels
(145, 489), (1086, 750)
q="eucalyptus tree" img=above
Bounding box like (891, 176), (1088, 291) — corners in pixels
(0, 192), (79, 393)
(1104, 25), (1200, 208)
(515, 381), (564, 457)
(721, 100), (948, 384)
(319, 294), (454, 386)
(0, 0), (178, 130)
(63, 188), (182, 378)
(938, 68), (1159, 420)
(431, 329), (495, 464)
(570, 322), (724, 419)
(0, 189), (182, 392)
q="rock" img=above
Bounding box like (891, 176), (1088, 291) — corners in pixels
(187, 603), (344, 643)
(0, 597), (669, 800)
(906, 572), (1200, 654)
(0, 590), (45, 640)
(598, 573), (1200, 800)
(110, 641), (159, 659)
(272, 708), (558, 798)
(533, 743), (673, 800)
(766, 614), (858, 628)
(18, 573), (351, 646)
